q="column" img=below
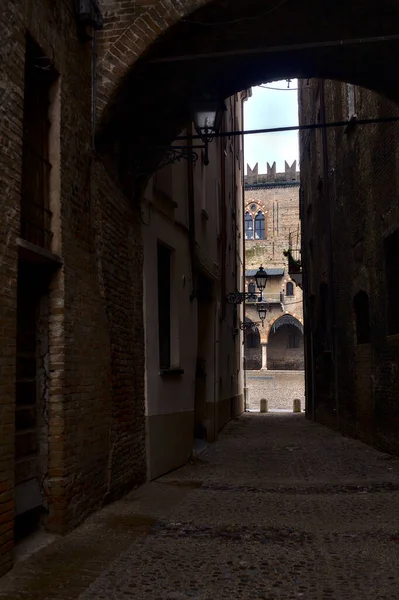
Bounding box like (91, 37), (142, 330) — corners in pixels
(261, 343), (268, 370)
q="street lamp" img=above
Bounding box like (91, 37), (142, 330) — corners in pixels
(193, 99), (226, 165)
(227, 265), (268, 304)
(256, 300), (267, 326)
(254, 266), (267, 293)
(157, 98), (226, 169)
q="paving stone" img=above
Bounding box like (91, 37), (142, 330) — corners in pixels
(1, 414), (399, 599)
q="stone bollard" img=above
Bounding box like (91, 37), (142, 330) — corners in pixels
(260, 398), (268, 413)
(293, 398), (301, 413)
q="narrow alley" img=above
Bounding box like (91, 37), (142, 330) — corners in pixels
(2, 414), (399, 599)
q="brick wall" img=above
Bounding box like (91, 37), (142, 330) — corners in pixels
(299, 77), (399, 451)
(244, 175), (303, 368)
(0, 0), (146, 572)
(245, 183), (301, 270)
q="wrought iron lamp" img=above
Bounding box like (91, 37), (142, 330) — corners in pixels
(256, 300), (267, 325)
(227, 265), (268, 304)
(254, 266), (267, 294)
(158, 98), (226, 169)
(240, 319), (261, 331)
(75, 0), (103, 29)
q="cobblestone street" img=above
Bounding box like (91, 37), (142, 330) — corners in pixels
(2, 414), (399, 599)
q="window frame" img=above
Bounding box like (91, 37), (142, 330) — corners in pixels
(245, 211), (254, 240)
(286, 281), (294, 296)
(254, 211), (266, 240)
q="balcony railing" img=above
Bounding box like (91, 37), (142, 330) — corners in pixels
(247, 292), (284, 304)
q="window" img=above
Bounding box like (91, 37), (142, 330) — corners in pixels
(21, 36), (57, 250)
(254, 212), (265, 239)
(288, 333), (300, 348)
(248, 282), (256, 295)
(384, 230), (399, 335)
(353, 291), (371, 344)
(157, 243), (172, 369)
(245, 212), (253, 240)
(286, 281), (294, 296)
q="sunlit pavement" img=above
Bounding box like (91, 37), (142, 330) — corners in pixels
(2, 413), (399, 599)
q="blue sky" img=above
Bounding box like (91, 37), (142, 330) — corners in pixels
(244, 80), (299, 175)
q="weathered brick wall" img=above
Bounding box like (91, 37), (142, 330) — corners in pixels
(0, 0), (22, 574)
(299, 77), (399, 451)
(245, 183), (301, 270)
(244, 177), (303, 369)
(0, 0), (146, 572)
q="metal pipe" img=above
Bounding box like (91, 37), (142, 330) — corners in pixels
(241, 97), (248, 411)
(186, 125), (197, 301)
(174, 116), (399, 142)
(148, 33), (399, 64)
(91, 28), (97, 149)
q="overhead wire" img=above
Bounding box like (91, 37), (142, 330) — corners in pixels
(181, 0), (290, 27)
(259, 85), (298, 91)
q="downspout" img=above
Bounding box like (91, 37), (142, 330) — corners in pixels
(91, 28), (97, 150)
(187, 125), (197, 299)
(300, 184), (314, 420)
(319, 81), (339, 428)
(241, 97), (248, 410)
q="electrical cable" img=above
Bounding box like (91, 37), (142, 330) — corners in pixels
(259, 85), (298, 91)
(181, 0), (290, 27)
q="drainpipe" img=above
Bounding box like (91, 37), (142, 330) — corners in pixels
(319, 81), (339, 428)
(91, 28), (97, 149)
(187, 125), (197, 300)
(241, 96), (248, 410)
(301, 189), (315, 421)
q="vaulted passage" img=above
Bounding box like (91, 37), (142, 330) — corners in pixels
(97, 0), (399, 182)
(3, 0), (399, 583)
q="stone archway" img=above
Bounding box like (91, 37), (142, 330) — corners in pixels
(267, 314), (304, 370)
(96, 0), (399, 185)
(244, 318), (261, 370)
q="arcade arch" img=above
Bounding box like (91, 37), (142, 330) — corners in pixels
(267, 314), (304, 370)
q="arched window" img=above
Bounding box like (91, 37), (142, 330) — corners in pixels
(245, 212), (254, 239)
(255, 212), (265, 239)
(354, 291), (371, 344)
(286, 281), (294, 296)
(248, 282), (256, 295)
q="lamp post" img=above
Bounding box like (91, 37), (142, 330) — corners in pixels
(227, 265), (268, 304)
(192, 99), (226, 165)
(157, 98), (226, 169)
(254, 266), (267, 295)
(256, 300), (267, 326)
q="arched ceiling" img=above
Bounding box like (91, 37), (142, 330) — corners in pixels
(95, 0), (399, 190)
